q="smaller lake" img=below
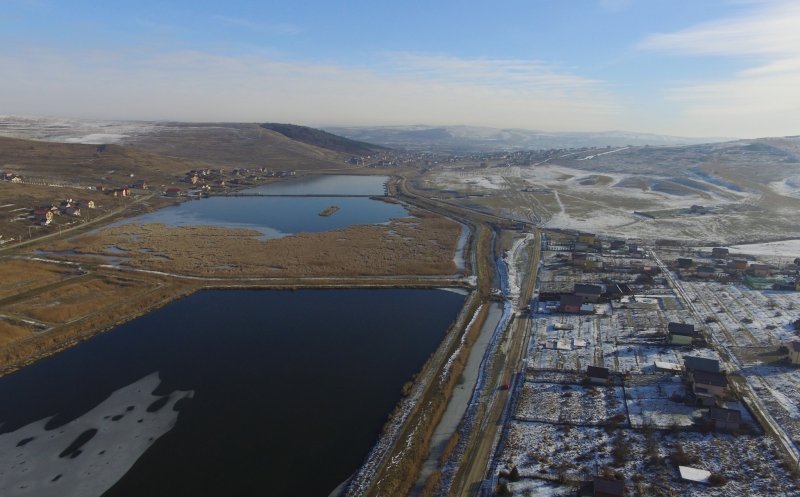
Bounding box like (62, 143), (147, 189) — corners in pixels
(113, 176), (407, 239)
(116, 196), (408, 239)
(243, 175), (389, 196)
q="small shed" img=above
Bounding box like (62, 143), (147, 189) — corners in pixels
(706, 406), (742, 432)
(787, 341), (800, 365)
(586, 365), (610, 385)
(668, 322), (696, 345)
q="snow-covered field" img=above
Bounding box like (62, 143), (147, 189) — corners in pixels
(726, 239), (800, 259)
(498, 422), (794, 496)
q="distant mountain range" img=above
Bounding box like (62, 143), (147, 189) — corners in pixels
(323, 125), (733, 153)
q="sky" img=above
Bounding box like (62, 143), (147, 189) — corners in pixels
(1, 0), (798, 138)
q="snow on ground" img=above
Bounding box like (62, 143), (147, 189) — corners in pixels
(499, 421), (796, 496)
(726, 239), (800, 259)
(461, 175), (506, 190)
(769, 177), (800, 199)
(505, 233), (535, 306)
(62, 134), (128, 145)
(514, 382), (625, 426)
(625, 375), (702, 428)
(0, 372), (192, 497)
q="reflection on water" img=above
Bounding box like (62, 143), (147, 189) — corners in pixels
(0, 373), (192, 497)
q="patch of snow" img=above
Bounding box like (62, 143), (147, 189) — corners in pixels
(0, 372), (192, 497)
(726, 239), (800, 259)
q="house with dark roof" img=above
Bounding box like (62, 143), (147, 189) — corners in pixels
(692, 370), (729, 406)
(559, 294), (584, 314)
(667, 322), (696, 345)
(683, 356), (720, 374)
(574, 284), (603, 303)
(711, 247), (729, 258)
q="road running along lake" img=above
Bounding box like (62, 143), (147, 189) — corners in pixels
(0, 288), (466, 497)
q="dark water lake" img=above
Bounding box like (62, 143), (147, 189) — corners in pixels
(114, 175), (406, 238)
(0, 289), (465, 497)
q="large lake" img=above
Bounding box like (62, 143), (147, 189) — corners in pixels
(0, 289), (465, 497)
(116, 175), (406, 238)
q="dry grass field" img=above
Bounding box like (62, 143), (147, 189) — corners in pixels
(0, 135), (219, 187)
(6, 276), (154, 324)
(0, 320), (33, 346)
(43, 208), (462, 277)
(0, 259), (78, 299)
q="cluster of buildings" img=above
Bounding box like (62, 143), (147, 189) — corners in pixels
(674, 247), (800, 291)
(1, 170), (23, 183)
(183, 167), (295, 188)
(32, 198), (95, 225)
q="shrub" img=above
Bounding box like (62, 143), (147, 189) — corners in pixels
(708, 473), (728, 486)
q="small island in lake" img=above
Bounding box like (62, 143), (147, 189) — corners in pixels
(319, 205), (339, 217)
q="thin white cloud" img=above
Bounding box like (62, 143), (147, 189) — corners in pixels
(0, 48), (622, 131)
(639, 0), (800, 137)
(639, 1), (800, 57)
(212, 16), (302, 36)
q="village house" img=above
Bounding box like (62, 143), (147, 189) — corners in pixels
(559, 294), (584, 314)
(676, 258), (693, 268)
(705, 406), (742, 432)
(577, 233), (596, 246)
(711, 247), (730, 258)
(10, 175), (22, 183)
(33, 208), (53, 225)
(667, 322), (696, 345)
(586, 365), (610, 385)
(691, 370), (729, 406)
(165, 187), (183, 197)
(574, 284), (604, 303)
(684, 356), (720, 374)
(78, 200), (96, 209)
(696, 266), (716, 278)
(109, 187), (129, 197)
(727, 259), (748, 271)
(748, 263), (775, 277)
(609, 239), (626, 251)
(572, 252), (588, 267)
(132, 179), (148, 190)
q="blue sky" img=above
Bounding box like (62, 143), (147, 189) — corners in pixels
(1, 0), (798, 138)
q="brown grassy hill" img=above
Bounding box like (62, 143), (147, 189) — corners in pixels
(260, 123), (388, 156)
(0, 136), (217, 188)
(122, 123), (350, 170)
